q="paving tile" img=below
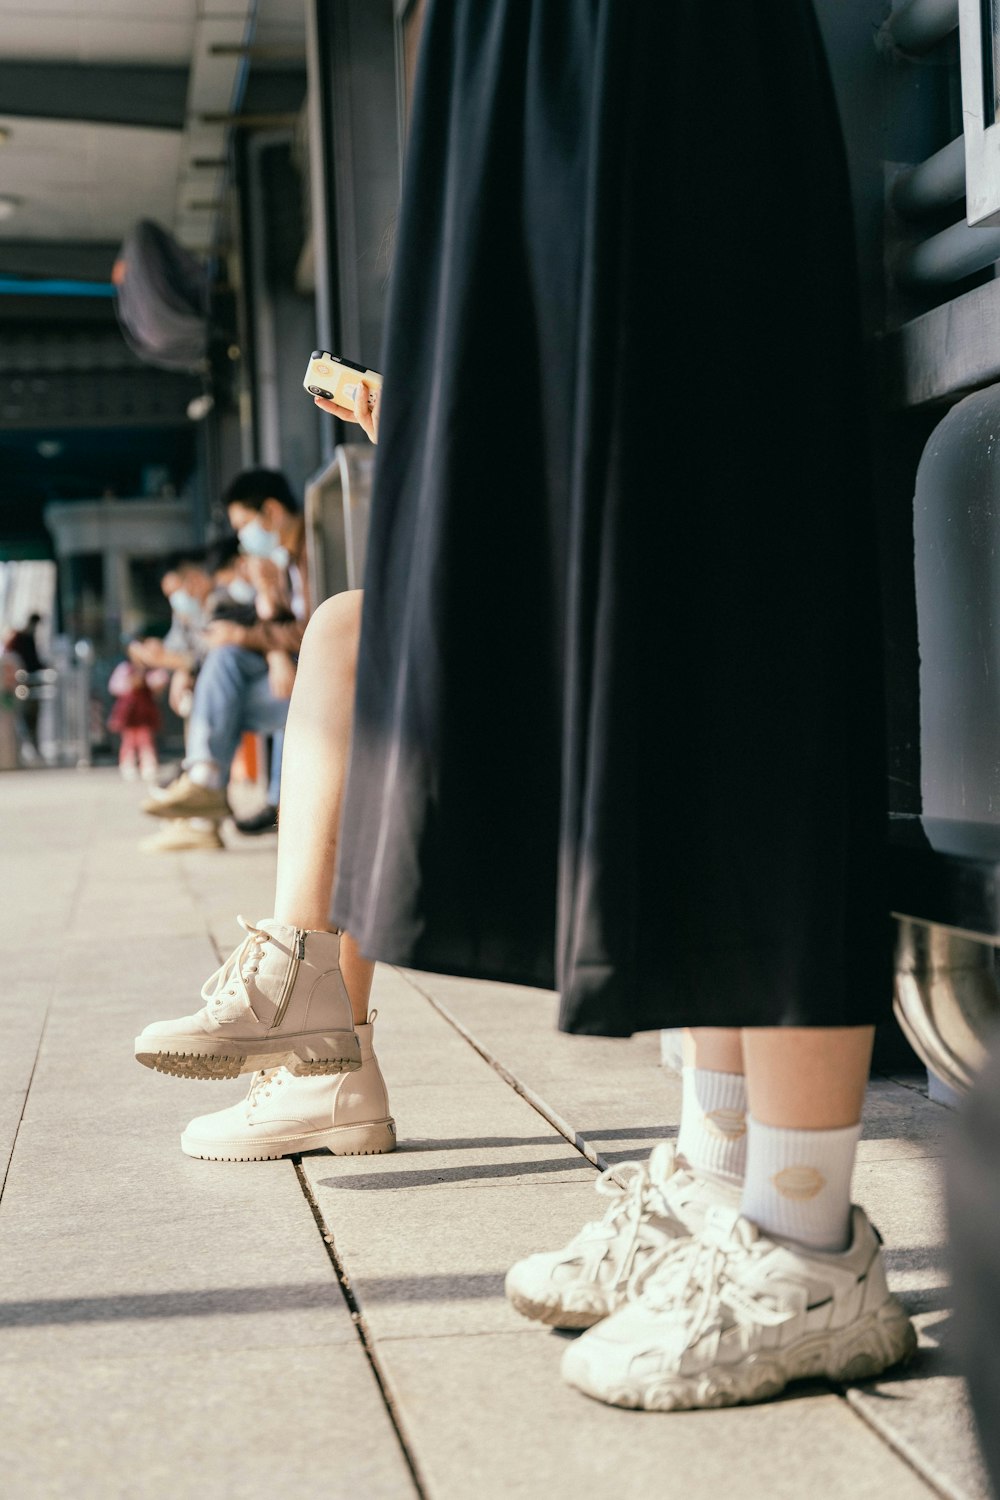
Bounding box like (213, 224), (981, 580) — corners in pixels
(0, 999), (47, 1179)
(847, 1352), (990, 1500)
(305, 1176), (601, 1339)
(400, 971), (679, 1165)
(0, 1145), (360, 1362)
(380, 1331), (937, 1500)
(1, 1346), (416, 1500)
(857, 1078), (950, 1163)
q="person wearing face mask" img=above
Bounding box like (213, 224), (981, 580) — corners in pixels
(140, 470), (307, 831)
(225, 468), (310, 629)
(129, 552), (214, 697)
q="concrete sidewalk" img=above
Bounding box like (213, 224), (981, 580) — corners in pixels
(0, 768), (988, 1500)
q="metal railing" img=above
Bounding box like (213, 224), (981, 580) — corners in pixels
(5, 640), (94, 769)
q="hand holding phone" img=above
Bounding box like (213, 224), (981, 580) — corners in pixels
(303, 351), (382, 408)
(306, 350), (382, 443)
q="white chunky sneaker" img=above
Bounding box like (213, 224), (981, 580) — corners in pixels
(504, 1144), (740, 1329)
(561, 1203), (917, 1410)
(134, 916), (361, 1081)
(181, 1012), (396, 1160)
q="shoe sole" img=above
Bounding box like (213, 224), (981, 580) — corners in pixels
(566, 1297), (918, 1411)
(180, 1118), (397, 1161)
(506, 1287), (611, 1330)
(139, 840), (225, 853)
(134, 1030), (362, 1081)
(141, 801), (229, 820)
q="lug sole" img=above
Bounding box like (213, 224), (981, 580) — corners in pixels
(567, 1298), (918, 1412)
(142, 798), (230, 821)
(181, 1118), (397, 1162)
(135, 1029), (362, 1081)
(506, 1288), (610, 1330)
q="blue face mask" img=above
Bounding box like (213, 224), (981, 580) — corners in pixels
(237, 518), (289, 568)
(169, 588), (202, 620)
(227, 578), (257, 605)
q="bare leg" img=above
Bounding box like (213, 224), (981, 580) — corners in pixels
(271, 590), (374, 1026)
(742, 1026), (873, 1128)
(683, 1027), (744, 1073)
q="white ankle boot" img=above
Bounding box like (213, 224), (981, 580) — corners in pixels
(180, 1013), (396, 1160)
(135, 916), (361, 1080)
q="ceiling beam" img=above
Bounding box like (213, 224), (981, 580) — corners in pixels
(0, 63), (189, 129)
(0, 64), (304, 133)
(0, 241), (120, 281)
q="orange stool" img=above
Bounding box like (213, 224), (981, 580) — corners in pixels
(230, 731), (260, 784)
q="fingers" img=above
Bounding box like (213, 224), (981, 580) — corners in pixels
(314, 383), (379, 445)
(313, 395), (356, 420)
(354, 380), (378, 444)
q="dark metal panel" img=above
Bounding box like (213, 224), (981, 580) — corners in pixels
(0, 241), (119, 282)
(0, 367), (199, 429)
(304, 0), (400, 460)
(326, 0), (400, 369)
(0, 63), (188, 129)
(305, 0), (339, 463)
(240, 130), (322, 495)
(240, 70), (307, 117)
(886, 278), (1000, 407)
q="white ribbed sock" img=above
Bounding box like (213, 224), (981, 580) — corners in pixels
(740, 1117), (861, 1252)
(676, 1067), (748, 1186)
(187, 761), (222, 789)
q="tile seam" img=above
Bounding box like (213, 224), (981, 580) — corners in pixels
(292, 1157), (429, 1500)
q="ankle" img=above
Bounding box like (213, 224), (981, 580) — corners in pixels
(740, 1116), (861, 1252)
(676, 1066), (748, 1187)
(187, 761), (223, 790)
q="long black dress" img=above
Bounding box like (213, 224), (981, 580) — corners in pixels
(332, 0), (893, 1036)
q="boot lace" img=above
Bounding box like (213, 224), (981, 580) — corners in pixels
(201, 916), (272, 1014)
(246, 1068), (287, 1110)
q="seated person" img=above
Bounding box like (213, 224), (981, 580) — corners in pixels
(202, 537), (289, 836)
(141, 470), (306, 830)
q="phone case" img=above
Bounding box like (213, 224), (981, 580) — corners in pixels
(303, 350), (382, 408)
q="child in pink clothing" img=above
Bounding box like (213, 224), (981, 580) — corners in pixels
(108, 662), (165, 780)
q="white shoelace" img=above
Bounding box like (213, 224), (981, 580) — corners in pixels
(200, 916), (272, 1015)
(200, 916), (272, 1000)
(568, 1158), (679, 1277)
(630, 1218), (793, 1348)
(246, 1068), (286, 1110)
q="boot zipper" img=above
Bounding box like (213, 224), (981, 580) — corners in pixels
(271, 928), (306, 1029)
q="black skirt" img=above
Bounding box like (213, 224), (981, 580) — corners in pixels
(332, 0), (893, 1036)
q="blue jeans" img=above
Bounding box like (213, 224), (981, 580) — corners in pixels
(185, 646), (290, 789)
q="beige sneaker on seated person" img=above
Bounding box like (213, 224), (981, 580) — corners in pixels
(139, 819), (224, 853)
(505, 1144), (740, 1329)
(141, 771), (229, 822)
(134, 916), (361, 1081)
(181, 1012), (395, 1160)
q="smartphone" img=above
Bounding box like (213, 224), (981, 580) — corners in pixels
(303, 350), (382, 408)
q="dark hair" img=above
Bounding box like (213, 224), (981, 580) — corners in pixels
(205, 536), (241, 575)
(223, 467), (300, 516)
(158, 547), (208, 581)
(27, 612), (41, 628)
